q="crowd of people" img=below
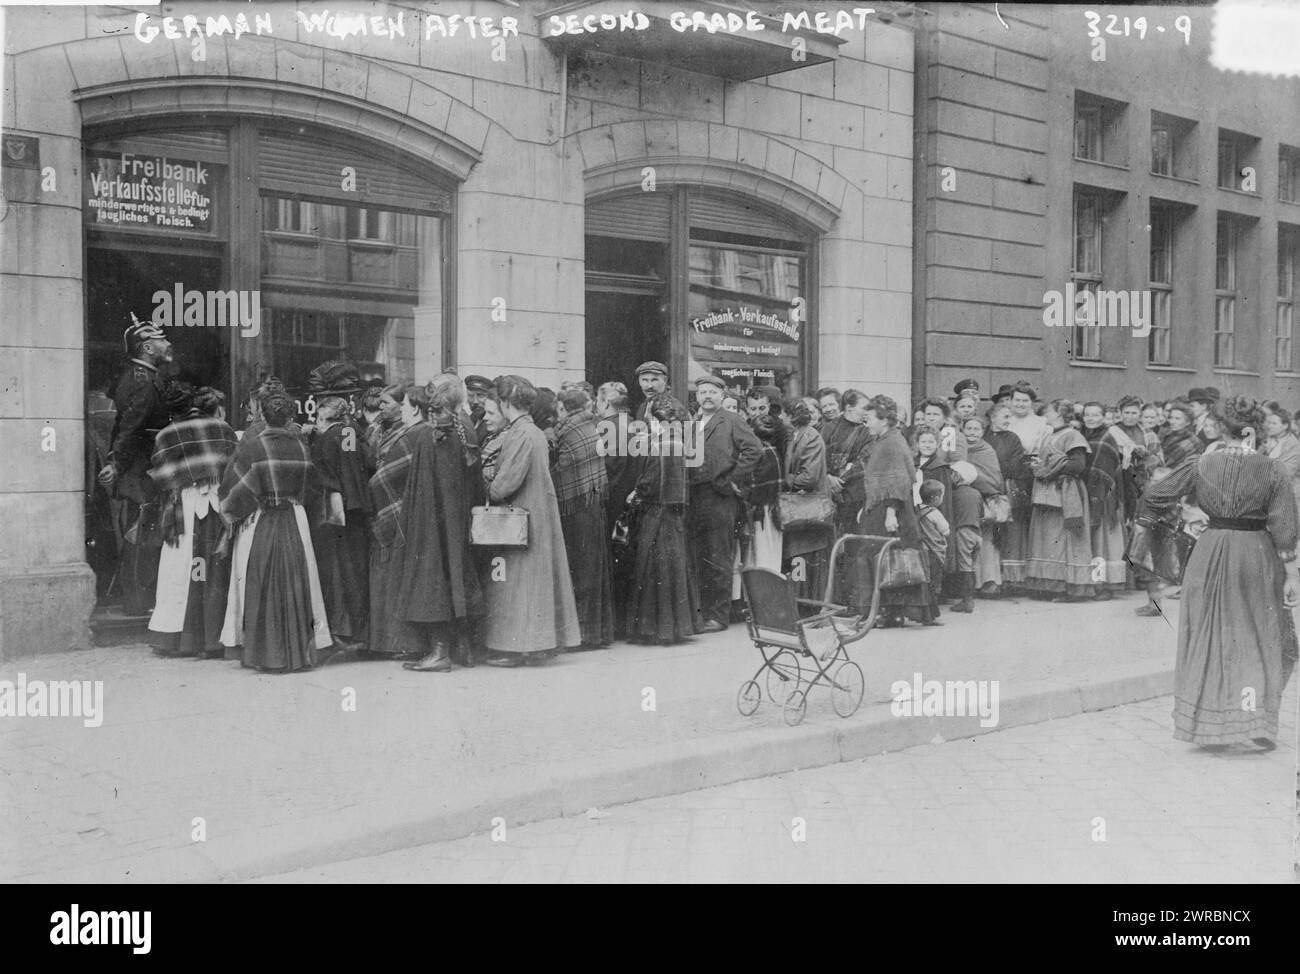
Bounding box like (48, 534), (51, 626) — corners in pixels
(89, 318), (1297, 747)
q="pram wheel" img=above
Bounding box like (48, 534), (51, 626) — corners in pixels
(831, 661), (864, 717)
(782, 688), (807, 726)
(766, 649), (802, 705)
(737, 680), (762, 717)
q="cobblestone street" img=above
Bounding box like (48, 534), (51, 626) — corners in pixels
(261, 692), (1297, 883)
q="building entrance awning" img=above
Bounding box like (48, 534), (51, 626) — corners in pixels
(538, 1), (848, 81)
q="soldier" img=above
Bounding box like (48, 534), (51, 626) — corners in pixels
(97, 316), (174, 615)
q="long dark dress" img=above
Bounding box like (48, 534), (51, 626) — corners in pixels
(1023, 427), (1095, 597)
(1142, 449), (1299, 744)
(603, 412), (640, 637)
(311, 417), (371, 643)
(219, 427), (331, 671)
(1081, 424), (1129, 591)
(782, 423), (833, 601)
(985, 428), (1029, 583)
(628, 428), (702, 642)
(553, 414), (615, 647)
(839, 427), (937, 624)
(368, 419), (483, 657)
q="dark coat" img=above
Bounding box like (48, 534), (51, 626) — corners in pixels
(689, 408), (762, 496)
(108, 359), (170, 504)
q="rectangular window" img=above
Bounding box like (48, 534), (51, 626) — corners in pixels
(1075, 106), (1102, 162)
(1280, 229), (1298, 371)
(1218, 129), (1259, 192)
(1148, 206), (1174, 365)
(1217, 137), (1238, 190)
(1074, 93), (1127, 167)
(1215, 216), (1237, 367)
(1151, 124), (1172, 177)
(1071, 191), (1103, 361)
(1281, 146), (1300, 203)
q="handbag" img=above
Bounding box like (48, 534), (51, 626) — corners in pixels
(1031, 478), (1063, 508)
(778, 490), (835, 531)
(470, 497), (529, 548)
(981, 493), (1012, 524)
(877, 544), (928, 589)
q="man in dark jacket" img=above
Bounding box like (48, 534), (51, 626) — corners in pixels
(97, 317), (174, 614)
(689, 374), (762, 632)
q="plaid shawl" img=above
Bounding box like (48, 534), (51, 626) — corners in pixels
(860, 427), (917, 513)
(1160, 427), (1203, 470)
(219, 427), (316, 524)
(150, 414), (238, 543)
(369, 422), (422, 548)
(1082, 425), (1126, 527)
(552, 414), (607, 517)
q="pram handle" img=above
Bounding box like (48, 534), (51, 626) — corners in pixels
(823, 534), (900, 644)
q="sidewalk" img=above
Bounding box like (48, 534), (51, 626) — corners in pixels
(1, 592), (1187, 882)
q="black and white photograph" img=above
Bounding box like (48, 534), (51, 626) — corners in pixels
(1, 0), (1298, 904)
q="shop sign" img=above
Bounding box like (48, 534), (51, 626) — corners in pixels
(689, 303), (801, 390)
(84, 151), (218, 232)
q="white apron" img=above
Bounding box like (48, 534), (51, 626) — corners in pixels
(149, 483), (218, 634)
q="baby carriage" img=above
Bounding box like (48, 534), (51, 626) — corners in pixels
(736, 534), (899, 726)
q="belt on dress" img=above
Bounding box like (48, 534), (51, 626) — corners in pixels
(1205, 516), (1266, 531)
(260, 495), (298, 510)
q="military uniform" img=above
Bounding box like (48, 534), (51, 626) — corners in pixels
(108, 358), (170, 614)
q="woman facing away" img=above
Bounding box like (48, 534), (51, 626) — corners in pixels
(552, 388), (615, 649)
(625, 393), (703, 644)
(148, 385), (239, 659)
(479, 375), (582, 666)
(368, 381), (483, 672)
(745, 414), (785, 574)
(1138, 396), (1299, 749)
(1022, 399), (1096, 603)
(219, 390), (332, 672)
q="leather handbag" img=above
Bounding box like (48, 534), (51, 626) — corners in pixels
(778, 490), (835, 531)
(877, 544), (928, 589)
(470, 498), (529, 548)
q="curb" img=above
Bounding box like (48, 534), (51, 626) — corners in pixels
(20, 663), (1174, 883)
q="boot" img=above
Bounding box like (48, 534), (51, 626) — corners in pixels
(951, 572), (975, 613)
(451, 629), (476, 668)
(404, 640), (452, 672)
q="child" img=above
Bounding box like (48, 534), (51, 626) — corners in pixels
(916, 479), (949, 625)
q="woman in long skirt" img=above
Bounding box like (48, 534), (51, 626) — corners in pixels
(979, 403), (1028, 597)
(1139, 396), (1298, 749)
(220, 391), (331, 672)
(626, 394), (702, 643)
(148, 386), (238, 658)
(310, 396), (371, 651)
(1080, 402), (1130, 599)
(1002, 381), (1049, 588)
(553, 389), (615, 649)
(745, 415), (785, 572)
(846, 396), (937, 627)
(1023, 400), (1096, 602)
(782, 399), (833, 601)
(367, 380), (483, 671)
(479, 376), (582, 666)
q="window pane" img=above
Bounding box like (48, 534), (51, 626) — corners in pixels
(1277, 304), (1293, 371)
(1074, 194), (1100, 273)
(1215, 219), (1235, 290)
(1218, 139), (1237, 188)
(1075, 107), (1100, 160)
(1152, 127), (1172, 175)
(1149, 289), (1171, 364)
(1149, 209), (1172, 283)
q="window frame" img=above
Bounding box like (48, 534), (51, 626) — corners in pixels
(1071, 189), (1104, 361)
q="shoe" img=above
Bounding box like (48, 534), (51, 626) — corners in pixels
(951, 572), (975, 613)
(485, 653), (524, 668)
(404, 643), (452, 672)
(1093, 589), (1113, 601)
(922, 618), (944, 626)
(1251, 737), (1277, 751)
(333, 637), (366, 653)
(1134, 604), (1163, 617)
(699, 619), (726, 634)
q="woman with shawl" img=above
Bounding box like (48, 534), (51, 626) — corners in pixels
(1262, 401), (1300, 518)
(1159, 401), (1203, 471)
(745, 414), (785, 573)
(782, 398), (833, 601)
(1138, 397), (1298, 749)
(1080, 402), (1131, 599)
(219, 391), (332, 672)
(1022, 400), (1095, 602)
(148, 385), (238, 658)
(626, 394), (702, 644)
(368, 381), (483, 671)
(955, 414), (1004, 612)
(980, 403), (1029, 597)
(1002, 381), (1049, 588)
(840, 395), (937, 627)
(552, 388), (615, 649)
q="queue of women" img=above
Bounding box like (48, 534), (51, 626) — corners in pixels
(141, 355), (1297, 750)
